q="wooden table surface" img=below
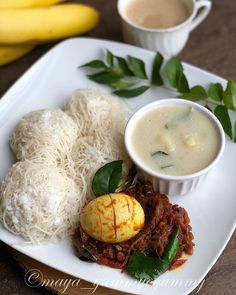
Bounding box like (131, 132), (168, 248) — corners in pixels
(0, 0), (235, 294)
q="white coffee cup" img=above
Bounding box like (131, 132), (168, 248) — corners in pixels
(117, 0), (212, 56)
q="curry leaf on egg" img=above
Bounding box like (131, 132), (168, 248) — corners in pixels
(92, 160), (123, 197)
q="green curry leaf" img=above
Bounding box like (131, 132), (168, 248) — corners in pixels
(208, 83), (223, 101)
(111, 81), (135, 89)
(79, 49), (236, 142)
(80, 60), (108, 69)
(114, 85), (150, 98)
(223, 80), (236, 111)
(106, 49), (114, 67)
(152, 151), (169, 156)
(234, 120), (236, 143)
(114, 56), (134, 76)
(77, 245), (97, 262)
(177, 73), (190, 93)
(88, 70), (123, 85)
(92, 160), (123, 197)
(214, 105), (232, 139)
(127, 228), (179, 281)
(165, 57), (184, 88)
(151, 52), (164, 86)
(180, 85), (207, 101)
(128, 56), (148, 79)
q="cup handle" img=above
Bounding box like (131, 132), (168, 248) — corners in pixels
(190, 0), (212, 31)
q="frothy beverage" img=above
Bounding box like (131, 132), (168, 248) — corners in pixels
(124, 0), (191, 29)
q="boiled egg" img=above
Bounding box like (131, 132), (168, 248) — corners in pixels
(79, 193), (145, 243)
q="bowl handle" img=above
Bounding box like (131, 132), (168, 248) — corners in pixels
(190, 0), (212, 31)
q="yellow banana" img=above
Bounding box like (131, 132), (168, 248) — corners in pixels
(0, 45), (34, 66)
(0, 4), (99, 44)
(0, 0), (63, 9)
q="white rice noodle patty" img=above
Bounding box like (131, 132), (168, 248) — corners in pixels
(10, 109), (78, 163)
(0, 161), (82, 243)
(65, 88), (131, 198)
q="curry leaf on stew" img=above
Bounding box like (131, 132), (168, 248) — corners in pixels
(151, 151), (169, 156)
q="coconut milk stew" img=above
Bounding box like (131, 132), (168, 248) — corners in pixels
(131, 105), (220, 176)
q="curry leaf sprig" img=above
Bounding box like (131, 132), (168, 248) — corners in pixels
(80, 49), (236, 142)
(81, 49), (150, 97)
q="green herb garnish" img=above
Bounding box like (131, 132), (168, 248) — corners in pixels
(92, 160), (123, 197)
(80, 49), (236, 142)
(128, 55), (148, 79)
(77, 245), (97, 262)
(114, 85), (150, 98)
(151, 151), (174, 170)
(127, 228), (179, 281)
(214, 105), (232, 139)
(151, 52), (164, 86)
(165, 107), (193, 129)
(152, 151), (169, 156)
(161, 164), (174, 169)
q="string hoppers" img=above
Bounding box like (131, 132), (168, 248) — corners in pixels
(0, 88), (131, 244)
(0, 161), (82, 243)
(10, 109), (78, 164)
(65, 88), (131, 199)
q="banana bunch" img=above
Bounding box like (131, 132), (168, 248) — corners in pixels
(0, 0), (99, 65)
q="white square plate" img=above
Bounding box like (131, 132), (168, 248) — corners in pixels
(0, 38), (235, 295)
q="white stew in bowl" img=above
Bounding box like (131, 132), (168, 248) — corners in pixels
(131, 105), (220, 176)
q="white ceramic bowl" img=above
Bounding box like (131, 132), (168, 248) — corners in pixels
(125, 99), (225, 196)
(117, 0), (212, 56)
